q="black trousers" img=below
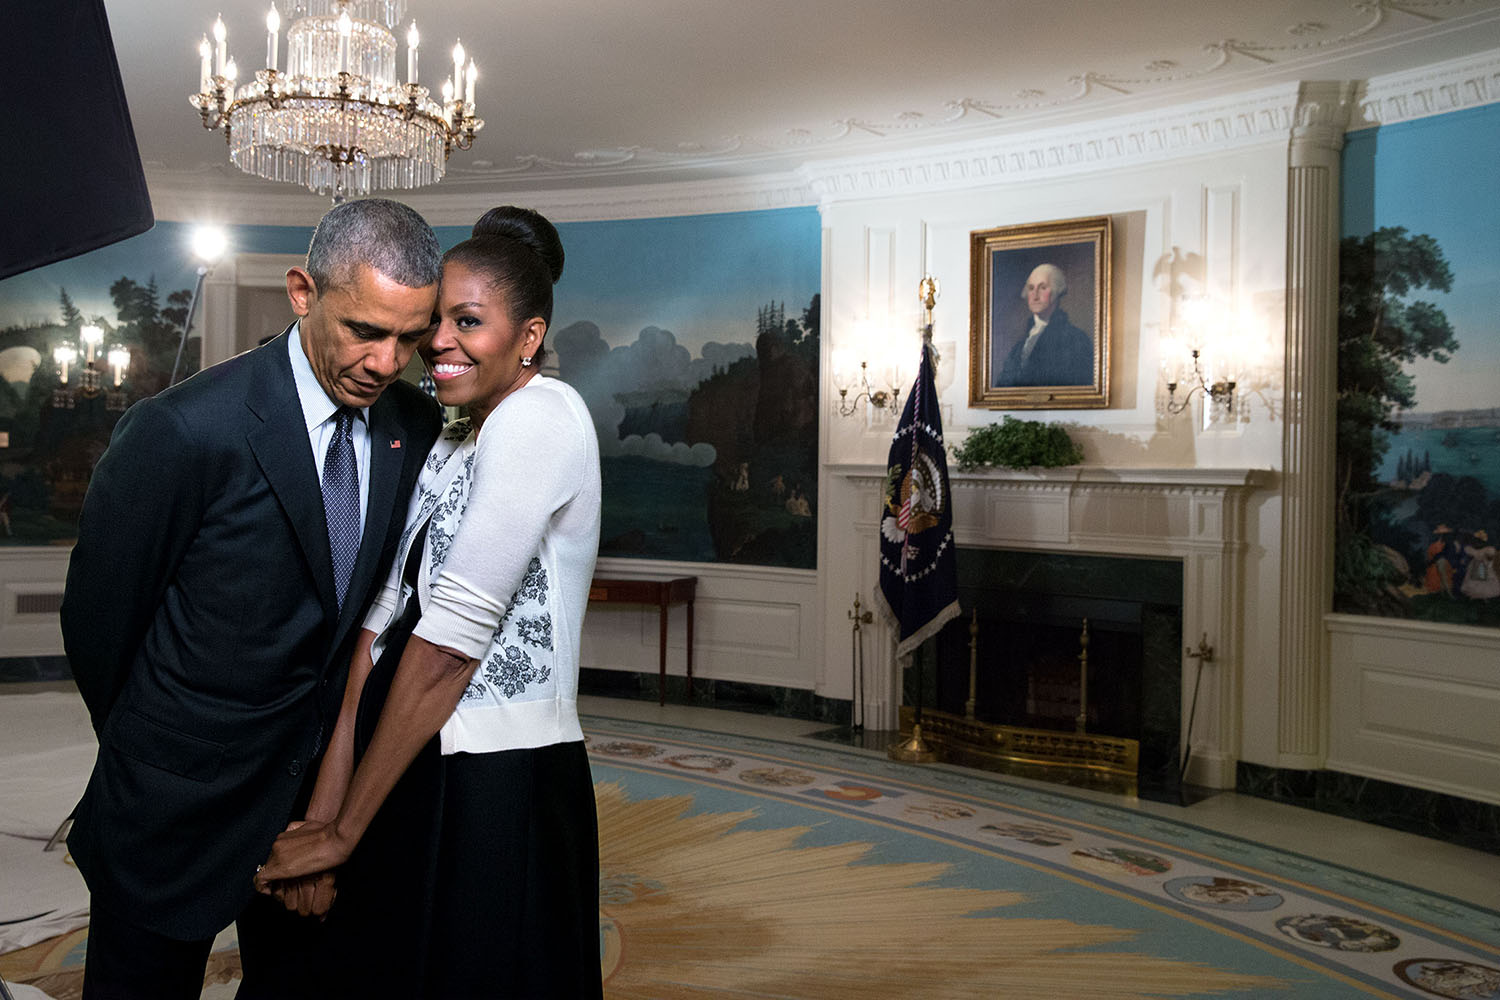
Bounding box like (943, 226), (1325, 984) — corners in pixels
(80, 886), (331, 1000)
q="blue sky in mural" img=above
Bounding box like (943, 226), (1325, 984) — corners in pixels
(1343, 103), (1500, 414)
(548, 207), (820, 356)
(0, 221), (315, 332)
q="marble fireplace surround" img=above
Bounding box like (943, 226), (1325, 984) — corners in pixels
(830, 465), (1268, 789)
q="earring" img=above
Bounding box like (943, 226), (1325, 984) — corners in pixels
(520, 355), (533, 368)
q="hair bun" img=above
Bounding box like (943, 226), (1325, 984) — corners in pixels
(471, 206), (564, 284)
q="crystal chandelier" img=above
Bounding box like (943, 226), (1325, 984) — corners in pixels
(189, 0), (483, 201)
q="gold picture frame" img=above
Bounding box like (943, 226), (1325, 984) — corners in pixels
(969, 215), (1111, 409)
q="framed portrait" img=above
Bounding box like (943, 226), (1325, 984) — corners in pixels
(969, 215), (1111, 409)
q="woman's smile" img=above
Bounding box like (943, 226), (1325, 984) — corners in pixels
(430, 361), (474, 380)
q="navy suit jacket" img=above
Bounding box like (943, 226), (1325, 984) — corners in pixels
(62, 329), (441, 940)
(994, 309), (1094, 388)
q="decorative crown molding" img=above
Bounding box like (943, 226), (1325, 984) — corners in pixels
(1349, 46), (1500, 129)
(799, 83), (1306, 204)
(146, 168), (816, 226)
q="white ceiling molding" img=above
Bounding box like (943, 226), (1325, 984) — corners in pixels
(147, 168), (817, 227)
(1350, 46), (1500, 128)
(402, 173), (817, 226)
(799, 82), (1306, 205)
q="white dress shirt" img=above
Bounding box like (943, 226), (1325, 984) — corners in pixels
(288, 323), (372, 536)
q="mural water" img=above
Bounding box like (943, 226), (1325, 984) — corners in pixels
(1336, 105), (1500, 627)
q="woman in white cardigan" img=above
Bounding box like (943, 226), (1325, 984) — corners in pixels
(257, 206), (603, 998)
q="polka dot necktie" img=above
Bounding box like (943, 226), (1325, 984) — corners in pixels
(322, 406), (361, 610)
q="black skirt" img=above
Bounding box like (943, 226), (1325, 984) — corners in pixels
(328, 589), (603, 999)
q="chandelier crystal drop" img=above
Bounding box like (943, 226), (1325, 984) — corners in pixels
(189, 0), (482, 201)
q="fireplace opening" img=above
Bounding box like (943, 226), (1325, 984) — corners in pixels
(907, 549), (1183, 797)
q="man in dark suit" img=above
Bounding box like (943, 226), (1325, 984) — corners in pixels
(994, 262), (1094, 388)
(61, 199), (445, 999)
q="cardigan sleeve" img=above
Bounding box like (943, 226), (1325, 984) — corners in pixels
(412, 384), (588, 659)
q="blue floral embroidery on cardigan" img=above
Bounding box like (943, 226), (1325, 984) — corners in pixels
(427, 454), (473, 573)
(483, 644), (551, 698)
(516, 615), (553, 650)
(516, 558), (548, 605)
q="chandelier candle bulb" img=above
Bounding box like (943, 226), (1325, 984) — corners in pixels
(465, 59), (476, 106)
(451, 40), (464, 97)
(265, 4), (279, 73)
(224, 57), (237, 83)
(213, 15), (226, 75)
(198, 36), (212, 92)
(337, 8), (351, 73)
(406, 22), (418, 84)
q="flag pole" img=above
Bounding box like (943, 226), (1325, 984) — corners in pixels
(887, 275), (946, 764)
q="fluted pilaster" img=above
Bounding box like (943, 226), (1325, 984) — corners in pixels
(1278, 82), (1355, 766)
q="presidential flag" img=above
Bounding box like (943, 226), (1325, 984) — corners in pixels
(873, 339), (961, 660)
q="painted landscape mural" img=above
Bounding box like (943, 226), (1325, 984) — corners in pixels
(550, 208), (821, 569)
(1336, 104), (1500, 627)
(0, 222), (313, 545)
(0, 208), (822, 569)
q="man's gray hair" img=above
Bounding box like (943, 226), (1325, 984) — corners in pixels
(305, 198), (441, 291)
(1021, 263), (1068, 298)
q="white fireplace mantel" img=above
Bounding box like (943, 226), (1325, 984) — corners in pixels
(827, 464), (1270, 789)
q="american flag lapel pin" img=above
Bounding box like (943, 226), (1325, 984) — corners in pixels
(390, 439), (402, 449)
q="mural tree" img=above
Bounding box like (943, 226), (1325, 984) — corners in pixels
(1334, 226), (1457, 612)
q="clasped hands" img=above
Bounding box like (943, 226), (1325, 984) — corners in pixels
(253, 819), (354, 918)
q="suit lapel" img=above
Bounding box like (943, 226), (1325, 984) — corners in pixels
(245, 329), (340, 624)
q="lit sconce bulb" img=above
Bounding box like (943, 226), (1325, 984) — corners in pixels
(830, 348), (855, 392)
(80, 324), (104, 364)
(108, 345), (130, 387)
(406, 22), (419, 84)
(54, 342), (78, 384)
(266, 3), (279, 33)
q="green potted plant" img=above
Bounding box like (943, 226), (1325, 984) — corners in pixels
(951, 416), (1083, 470)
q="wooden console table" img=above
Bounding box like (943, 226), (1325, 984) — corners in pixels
(588, 576), (696, 705)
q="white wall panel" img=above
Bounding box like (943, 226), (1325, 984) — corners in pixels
(1328, 615), (1500, 804)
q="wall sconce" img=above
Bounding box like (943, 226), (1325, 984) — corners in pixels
(1159, 296), (1241, 420)
(832, 318), (904, 418)
(52, 323), (130, 410)
(1161, 345), (1237, 416)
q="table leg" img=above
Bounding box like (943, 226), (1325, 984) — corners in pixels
(658, 596), (669, 706)
(686, 598), (694, 699)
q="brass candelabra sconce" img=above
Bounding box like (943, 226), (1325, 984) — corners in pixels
(1163, 348), (1237, 415)
(833, 362), (901, 417)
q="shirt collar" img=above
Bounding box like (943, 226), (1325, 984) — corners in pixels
(288, 322), (368, 432)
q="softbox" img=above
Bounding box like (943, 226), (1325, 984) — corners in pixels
(0, 0), (154, 280)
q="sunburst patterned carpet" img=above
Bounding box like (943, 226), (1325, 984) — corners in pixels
(4, 715), (1499, 999)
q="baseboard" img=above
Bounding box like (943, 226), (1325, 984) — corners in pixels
(1236, 761), (1500, 854)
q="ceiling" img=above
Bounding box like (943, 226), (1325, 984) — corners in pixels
(106, 0), (1500, 197)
